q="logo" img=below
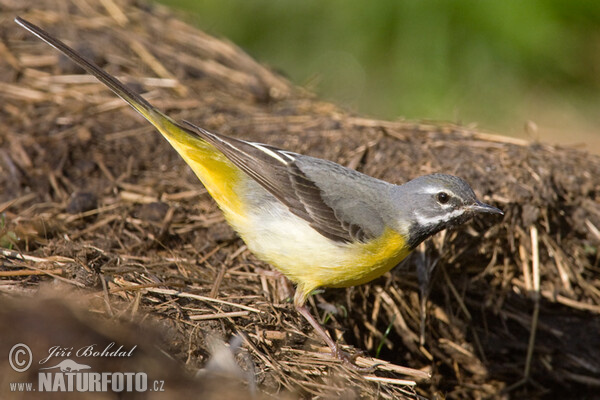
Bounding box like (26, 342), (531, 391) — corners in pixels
(7, 342), (165, 393)
(39, 359), (91, 372)
(9, 344), (32, 373)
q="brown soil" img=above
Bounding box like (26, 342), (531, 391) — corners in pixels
(1, 1), (599, 399)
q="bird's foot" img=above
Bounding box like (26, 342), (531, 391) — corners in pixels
(332, 346), (379, 373)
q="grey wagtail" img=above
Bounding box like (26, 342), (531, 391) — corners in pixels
(16, 18), (503, 367)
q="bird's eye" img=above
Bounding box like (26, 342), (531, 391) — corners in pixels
(436, 192), (450, 204)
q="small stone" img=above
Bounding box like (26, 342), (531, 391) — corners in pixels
(66, 191), (97, 214)
(137, 202), (169, 222)
(208, 222), (237, 243)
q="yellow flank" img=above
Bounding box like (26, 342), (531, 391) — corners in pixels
(148, 112), (249, 227)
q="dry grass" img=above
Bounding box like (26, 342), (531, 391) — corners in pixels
(1, 0), (600, 398)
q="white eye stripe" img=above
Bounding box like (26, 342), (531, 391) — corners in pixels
(422, 187), (456, 197)
(247, 141), (289, 164)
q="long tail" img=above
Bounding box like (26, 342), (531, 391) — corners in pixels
(15, 17), (189, 142)
(15, 17), (246, 217)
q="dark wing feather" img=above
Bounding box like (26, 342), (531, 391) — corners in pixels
(182, 122), (374, 243)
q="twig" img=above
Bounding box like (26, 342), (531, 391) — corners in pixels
(0, 268), (63, 277)
(99, 0), (129, 25)
(540, 291), (600, 314)
(355, 356), (431, 381)
(189, 311), (250, 321)
(140, 287), (262, 313)
(524, 226), (540, 379)
(363, 375), (417, 387)
(0, 249), (73, 264)
(210, 264), (227, 298)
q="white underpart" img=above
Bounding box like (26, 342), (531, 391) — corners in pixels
(235, 200), (353, 273)
(414, 208), (465, 227)
(248, 142), (289, 164)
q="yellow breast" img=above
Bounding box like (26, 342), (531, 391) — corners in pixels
(328, 227), (411, 288)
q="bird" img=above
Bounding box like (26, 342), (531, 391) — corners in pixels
(16, 17), (503, 369)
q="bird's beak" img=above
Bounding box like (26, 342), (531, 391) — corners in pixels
(470, 200), (504, 216)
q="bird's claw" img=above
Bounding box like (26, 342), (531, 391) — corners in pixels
(333, 347), (379, 373)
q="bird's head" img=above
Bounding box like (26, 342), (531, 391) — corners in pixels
(392, 174), (503, 249)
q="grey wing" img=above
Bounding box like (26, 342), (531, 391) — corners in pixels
(182, 121), (384, 243)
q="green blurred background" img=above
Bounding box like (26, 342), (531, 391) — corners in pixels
(158, 0), (600, 151)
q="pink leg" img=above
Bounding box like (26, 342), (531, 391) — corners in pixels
(295, 303), (340, 352)
(294, 290), (374, 372)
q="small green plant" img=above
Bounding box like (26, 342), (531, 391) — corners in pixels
(0, 213), (18, 249)
(375, 315), (396, 359)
